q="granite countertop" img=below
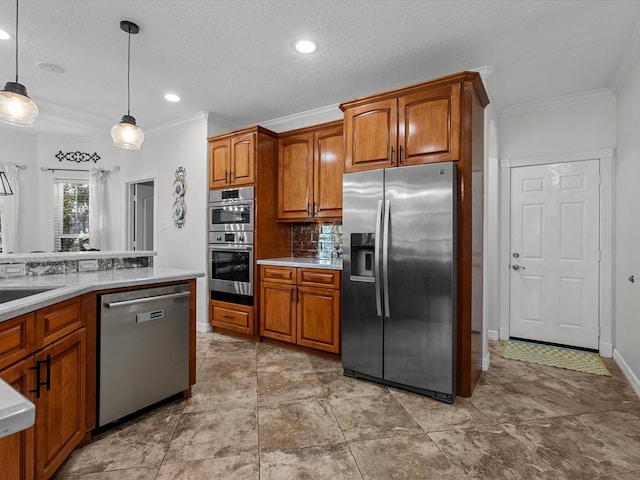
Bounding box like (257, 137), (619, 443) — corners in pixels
(0, 267), (204, 323)
(257, 257), (343, 271)
(0, 250), (156, 263)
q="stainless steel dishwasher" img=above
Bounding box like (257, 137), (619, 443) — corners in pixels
(98, 283), (190, 427)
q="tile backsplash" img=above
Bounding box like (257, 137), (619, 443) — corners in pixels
(292, 223), (343, 259)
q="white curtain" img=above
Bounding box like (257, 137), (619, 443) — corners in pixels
(0, 163), (19, 253)
(89, 168), (107, 250)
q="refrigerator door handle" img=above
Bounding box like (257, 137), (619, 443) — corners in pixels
(383, 199), (391, 317)
(374, 199), (383, 316)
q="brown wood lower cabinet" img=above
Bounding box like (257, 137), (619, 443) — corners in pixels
(209, 300), (255, 335)
(260, 265), (341, 354)
(0, 302), (86, 480)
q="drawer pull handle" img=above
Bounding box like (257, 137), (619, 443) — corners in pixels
(270, 273), (283, 277)
(223, 315), (234, 319)
(309, 277), (324, 282)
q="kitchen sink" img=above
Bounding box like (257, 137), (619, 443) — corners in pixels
(0, 287), (57, 304)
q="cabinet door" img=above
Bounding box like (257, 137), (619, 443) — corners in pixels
(296, 286), (341, 353)
(278, 133), (313, 220)
(0, 358), (35, 480)
(230, 132), (255, 186)
(398, 83), (461, 165)
(313, 124), (344, 218)
(35, 328), (86, 480)
(260, 282), (296, 343)
(209, 138), (231, 189)
(344, 98), (397, 173)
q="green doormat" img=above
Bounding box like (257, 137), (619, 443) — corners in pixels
(501, 340), (610, 376)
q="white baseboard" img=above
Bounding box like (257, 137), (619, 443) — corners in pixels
(482, 352), (491, 371)
(487, 330), (500, 341)
(599, 342), (613, 358)
(613, 348), (640, 399)
(196, 322), (213, 333)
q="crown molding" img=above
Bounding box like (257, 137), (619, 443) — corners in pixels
(36, 134), (112, 145)
(144, 111), (210, 137)
(259, 104), (342, 133)
(470, 65), (503, 112)
(612, 19), (640, 93)
(501, 88), (614, 117)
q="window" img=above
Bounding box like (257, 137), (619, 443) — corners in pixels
(54, 179), (90, 252)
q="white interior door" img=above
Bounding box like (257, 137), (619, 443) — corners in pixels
(132, 182), (154, 251)
(509, 160), (600, 349)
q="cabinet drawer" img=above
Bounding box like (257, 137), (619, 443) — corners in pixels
(36, 297), (83, 348)
(0, 313), (35, 370)
(297, 269), (341, 289)
(210, 301), (254, 334)
(261, 266), (296, 284)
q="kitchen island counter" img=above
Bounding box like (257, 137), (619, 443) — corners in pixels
(0, 267), (204, 323)
(257, 257), (342, 270)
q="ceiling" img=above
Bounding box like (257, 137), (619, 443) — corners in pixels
(1, 0), (639, 141)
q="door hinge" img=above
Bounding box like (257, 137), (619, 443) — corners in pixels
(598, 250), (601, 262)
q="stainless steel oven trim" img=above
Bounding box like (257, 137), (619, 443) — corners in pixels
(209, 186), (254, 203)
(208, 200), (254, 232)
(208, 244), (254, 296)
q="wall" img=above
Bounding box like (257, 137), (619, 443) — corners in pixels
(500, 95), (616, 159)
(0, 131), (37, 253)
(123, 115), (209, 331)
(36, 138), (123, 252)
(614, 53), (640, 395)
(0, 131), (122, 253)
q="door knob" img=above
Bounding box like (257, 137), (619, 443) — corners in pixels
(512, 264), (525, 271)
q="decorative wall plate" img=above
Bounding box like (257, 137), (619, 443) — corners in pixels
(173, 178), (185, 197)
(172, 200), (185, 220)
(173, 166), (186, 228)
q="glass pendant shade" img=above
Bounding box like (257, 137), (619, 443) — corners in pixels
(111, 114), (144, 150)
(0, 82), (39, 127)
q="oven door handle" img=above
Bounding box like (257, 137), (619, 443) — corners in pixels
(209, 245), (253, 251)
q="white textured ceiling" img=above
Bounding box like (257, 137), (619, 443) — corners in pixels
(0, 0), (639, 140)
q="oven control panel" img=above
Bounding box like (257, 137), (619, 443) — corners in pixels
(209, 231), (253, 245)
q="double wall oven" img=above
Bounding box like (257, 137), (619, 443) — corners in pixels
(208, 186), (254, 305)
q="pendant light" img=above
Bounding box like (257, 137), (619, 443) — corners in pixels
(111, 20), (144, 150)
(0, 0), (39, 127)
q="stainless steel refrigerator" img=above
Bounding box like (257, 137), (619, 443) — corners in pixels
(342, 162), (457, 403)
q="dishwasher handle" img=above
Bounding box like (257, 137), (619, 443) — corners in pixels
(104, 291), (190, 309)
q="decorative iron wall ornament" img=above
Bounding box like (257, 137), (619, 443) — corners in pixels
(55, 150), (100, 163)
(172, 166), (186, 228)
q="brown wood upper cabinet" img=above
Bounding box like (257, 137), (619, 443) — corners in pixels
(341, 76), (474, 173)
(209, 130), (256, 188)
(277, 121), (344, 220)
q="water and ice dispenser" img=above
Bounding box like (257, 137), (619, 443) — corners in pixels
(350, 233), (376, 281)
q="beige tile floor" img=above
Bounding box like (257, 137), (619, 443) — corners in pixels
(53, 333), (640, 480)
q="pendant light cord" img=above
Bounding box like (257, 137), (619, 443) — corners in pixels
(127, 25), (131, 116)
(15, 0), (19, 84)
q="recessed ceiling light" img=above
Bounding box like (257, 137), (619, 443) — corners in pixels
(36, 62), (67, 74)
(295, 40), (316, 54)
(0, 29), (10, 40)
(164, 93), (180, 102)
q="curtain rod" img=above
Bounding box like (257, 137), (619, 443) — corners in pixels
(40, 167), (112, 174)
